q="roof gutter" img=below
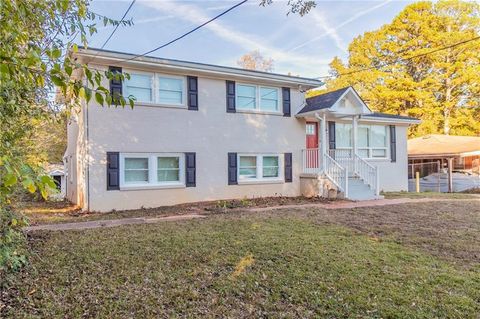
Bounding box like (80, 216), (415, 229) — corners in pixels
(360, 116), (421, 125)
(75, 49), (323, 88)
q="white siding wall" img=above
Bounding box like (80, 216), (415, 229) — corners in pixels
(65, 107), (87, 206)
(368, 125), (409, 192)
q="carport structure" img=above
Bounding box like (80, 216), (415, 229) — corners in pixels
(408, 134), (480, 192)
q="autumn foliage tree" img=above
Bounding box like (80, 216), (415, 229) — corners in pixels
(322, 0), (480, 136)
(0, 0), (133, 274)
(237, 50), (274, 72)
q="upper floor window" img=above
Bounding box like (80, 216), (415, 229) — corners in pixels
(158, 76), (183, 105)
(236, 84), (280, 112)
(124, 71), (185, 107)
(125, 73), (153, 103)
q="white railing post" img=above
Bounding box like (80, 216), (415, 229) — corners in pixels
(345, 167), (349, 198)
(375, 165), (380, 196)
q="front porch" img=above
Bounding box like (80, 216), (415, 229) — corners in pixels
(297, 87), (385, 200)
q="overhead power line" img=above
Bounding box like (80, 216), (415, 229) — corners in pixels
(317, 35), (480, 80)
(119, 0), (248, 63)
(100, 0), (137, 49)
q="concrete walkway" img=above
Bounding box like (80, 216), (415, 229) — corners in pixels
(248, 197), (461, 212)
(25, 197), (479, 232)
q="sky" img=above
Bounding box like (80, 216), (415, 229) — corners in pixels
(88, 0), (415, 78)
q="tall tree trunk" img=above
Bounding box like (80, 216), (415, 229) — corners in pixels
(443, 107), (450, 135)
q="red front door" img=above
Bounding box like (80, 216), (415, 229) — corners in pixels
(305, 122), (319, 168)
(306, 122), (318, 148)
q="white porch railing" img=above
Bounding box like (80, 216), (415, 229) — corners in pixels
(353, 153), (379, 196)
(302, 148), (379, 198)
(328, 149), (354, 173)
(324, 153), (348, 196)
(302, 148), (321, 174)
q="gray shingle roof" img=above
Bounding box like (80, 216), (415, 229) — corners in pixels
(298, 87), (350, 114)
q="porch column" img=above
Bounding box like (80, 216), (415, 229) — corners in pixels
(352, 115), (358, 174)
(352, 115), (358, 156)
(320, 113), (327, 171)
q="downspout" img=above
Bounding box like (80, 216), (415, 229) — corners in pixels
(84, 78), (90, 212)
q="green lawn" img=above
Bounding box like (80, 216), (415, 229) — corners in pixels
(2, 201), (480, 318)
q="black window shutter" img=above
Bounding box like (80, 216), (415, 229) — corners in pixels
(228, 152), (238, 185)
(282, 87), (291, 117)
(185, 152), (196, 187)
(226, 81), (236, 113)
(106, 152), (120, 190)
(328, 121), (336, 149)
(109, 66), (122, 104)
(390, 125), (396, 163)
(284, 153), (292, 183)
(187, 76), (198, 111)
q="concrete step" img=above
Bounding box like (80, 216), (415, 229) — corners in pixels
(347, 177), (381, 201)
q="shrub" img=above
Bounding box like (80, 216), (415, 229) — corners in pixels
(0, 208), (29, 276)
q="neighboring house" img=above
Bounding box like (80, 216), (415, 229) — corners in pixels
(46, 163), (65, 200)
(65, 48), (419, 212)
(408, 134), (480, 174)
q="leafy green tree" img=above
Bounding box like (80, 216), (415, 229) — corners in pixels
(321, 0), (480, 136)
(0, 0), (132, 274)
(260, 0), (316, 16)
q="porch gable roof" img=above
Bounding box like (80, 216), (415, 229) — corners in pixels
(298, 86), (372, 116)
(298, 87), (351, 114)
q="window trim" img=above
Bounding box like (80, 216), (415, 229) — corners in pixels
(119, 152), (185, 189)
(237, 153), (284, 183)
(358, 124), (389, 159)
(123, 70), (155, 104)
(334, 123), (390, 160)
(122, 69), (187, 108)
(235, 83), (282, 114)
(156, 74), (186, 107)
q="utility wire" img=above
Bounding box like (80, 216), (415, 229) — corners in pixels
(119, 0), (248, 63)
(316, 35), (480, 80)
(100, 0), (136, 49)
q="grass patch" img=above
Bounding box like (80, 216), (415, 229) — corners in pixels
(2, 213), (479, 318)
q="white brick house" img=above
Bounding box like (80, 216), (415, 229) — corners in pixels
(65, 48), (419, 212)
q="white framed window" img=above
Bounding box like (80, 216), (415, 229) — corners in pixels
(259, 87), (279, 111)
(124, 73), (153, 103)
(335, 123), (352, 148)
(124, 157), (149, 184)
(370, 125), (388, 158)
(237, 84), (256, 110)
(238, 154), (283, 182)
(236, 83), (280, 113)
(262, 156), (279, 178)
(157, 157), (180, 182)
(334, 123), (388, 159)
(123, 70), (186, 107)
(158, 76), (184, 105)
(119, 153), (185, 188)
(306, 123), (316, 135)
